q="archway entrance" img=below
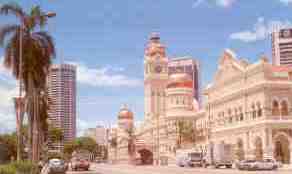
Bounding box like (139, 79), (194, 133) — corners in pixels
(274, 135), (290, 164)
(236, 139), (245, 161)
(138, 149), (153, 165)
(254, 137), (263, 160)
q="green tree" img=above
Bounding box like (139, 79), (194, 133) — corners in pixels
(49, 127), (64, 143)
(0, 133), (17, 161)
(0, 3), (55, 162)
(63, 137), (98, 159)
(176, 120), (195, 148)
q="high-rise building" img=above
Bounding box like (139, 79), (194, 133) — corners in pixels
(272, 28), (292, 65)
(168, 58), (200, 101)
(96, 125), (107, 146)
(47, 64), (76, 150)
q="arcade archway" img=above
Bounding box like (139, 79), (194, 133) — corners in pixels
(138, 149), (153, 165)
(254, 137), (263, 160)
(274, 134), (290, 164)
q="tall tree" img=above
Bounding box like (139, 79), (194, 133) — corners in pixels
(0, 2), (55, 162)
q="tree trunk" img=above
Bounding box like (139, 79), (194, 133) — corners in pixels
(32, 90), (39, 162)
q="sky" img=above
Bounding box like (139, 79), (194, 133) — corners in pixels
(1, 0), (292, 135)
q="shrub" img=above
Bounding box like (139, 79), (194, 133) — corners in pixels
(0, 161), (38, 174)
(0, 164), (16, 174)
(12, 161), (38, 174)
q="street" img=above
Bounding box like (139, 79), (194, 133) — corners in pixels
(66, 163), (292, 174)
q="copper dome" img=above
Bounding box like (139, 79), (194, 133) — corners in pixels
(167, 73), (193, 88)
(118, 105), (134, 120)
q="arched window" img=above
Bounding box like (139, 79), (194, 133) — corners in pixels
(239, 107), (244, 121)
(252, 103), (256, 119)
(257, 102), (262, 117)
(272, 100), (280, 115)
(281, 100), (288, 116)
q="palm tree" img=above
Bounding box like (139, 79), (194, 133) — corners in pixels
(0, 2), (55, 162)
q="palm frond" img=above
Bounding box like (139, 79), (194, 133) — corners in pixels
(0, 2), (25, 19)
(30, 5), (47, 28)
(32, 31), (55, 58)
(0, 24), (19, 46)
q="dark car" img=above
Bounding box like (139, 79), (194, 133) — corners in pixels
(71, 158), (90, 171)
(47, 159), (68, 174)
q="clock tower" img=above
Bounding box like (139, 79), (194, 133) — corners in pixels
(144, 33), (168, 121)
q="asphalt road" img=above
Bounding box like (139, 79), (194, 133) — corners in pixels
(66, 163), (292, 174)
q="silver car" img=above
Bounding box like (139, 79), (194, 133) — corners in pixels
(48, 158), (68, 174)
(237, 159), (278, 171)
(256, 159), (278, 170)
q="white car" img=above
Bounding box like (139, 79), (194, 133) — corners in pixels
(256, 159), (278, 170)
(237, 159), (278, 171)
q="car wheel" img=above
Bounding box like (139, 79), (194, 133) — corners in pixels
(226, 165), (232, 169)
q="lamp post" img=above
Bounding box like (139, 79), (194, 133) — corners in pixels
(17, 11), (56, 161)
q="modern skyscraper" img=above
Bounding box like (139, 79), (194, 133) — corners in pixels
(272, 28), (292, 65)
(47, 64), (76, 150)
(168, 58), (200, 102)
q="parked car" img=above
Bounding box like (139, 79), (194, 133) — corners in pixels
(176, 152), (203, 167)
(176, 155), (188, 167)
(47, 158), (68, 174)
(236, 159), (258, 171)
(236, 159), (278, 171)
(71, 158), (90, 171)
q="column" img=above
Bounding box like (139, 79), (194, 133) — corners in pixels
(263, 128), (273, 159)
(245, 131), (254, 159)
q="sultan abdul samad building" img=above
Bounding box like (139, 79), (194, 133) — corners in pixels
(108, 33), (292, 166)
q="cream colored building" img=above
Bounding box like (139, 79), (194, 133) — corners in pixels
(109, 34), (292, 166)
(197, 49), (292, 164)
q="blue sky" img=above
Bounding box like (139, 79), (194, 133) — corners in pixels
(0, 0), (292, 135)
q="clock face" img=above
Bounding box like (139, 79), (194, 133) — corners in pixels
(155, 65), (162, 73)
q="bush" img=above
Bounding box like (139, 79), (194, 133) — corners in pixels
(0, 161), (38, 174)
(0, 164), (16, 174)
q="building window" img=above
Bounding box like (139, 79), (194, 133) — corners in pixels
(229, 117), (233, 124)
(272, 100), (280, 115)
(240, 113), (244, 121)
(281, 100), (289, 116)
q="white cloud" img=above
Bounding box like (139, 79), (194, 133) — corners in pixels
(192, 0), (205, 7)
(0, 56), (18, 134)
(279, 0), (292, 5)
(230, 17), (292, 42)
(0, 112), (16, 134)
(192, 0), (236, 8)
(215, 0), (236, 7)
(69, 62), (141, 87)
(76, 118), (97, 137)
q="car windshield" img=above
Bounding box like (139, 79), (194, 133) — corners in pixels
(245, 160), (256, 163)
(188, 153), (201, 160)
(49, 159), (62, 165)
